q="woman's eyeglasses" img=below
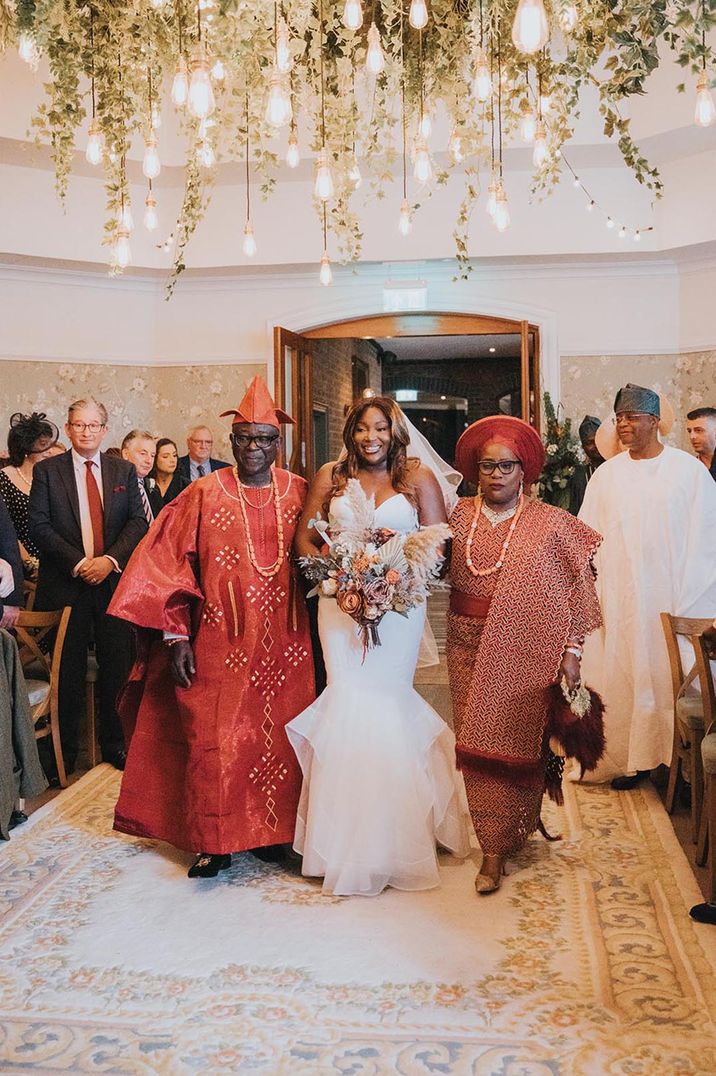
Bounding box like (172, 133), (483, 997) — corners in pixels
(230, 433), (279, 449)
(477, 459), (521, 475)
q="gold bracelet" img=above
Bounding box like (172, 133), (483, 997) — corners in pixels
(164, 637), (188, 648)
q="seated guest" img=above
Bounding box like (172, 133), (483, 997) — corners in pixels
(120, 430), (157, 523)
(148, 438), (190, 514)
(0, 412), (59, 580)
(28, 397), (148, 775)
(0, 497), (24, 630)
(686, 406), (716, 480)
(0, 627), (48, 840)
(177, 425), (229, 481)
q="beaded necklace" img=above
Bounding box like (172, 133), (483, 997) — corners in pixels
(234, 467), (285, 578)
(13, 466), (32, 490)
(465, 494), (524, 577)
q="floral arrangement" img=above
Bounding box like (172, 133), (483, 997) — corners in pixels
(534, 391), (583, 512)
(299, 479), (449, 653)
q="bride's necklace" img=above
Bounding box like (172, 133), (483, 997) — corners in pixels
(13, 466), (32, 490)
(465, 495), (524, 577)
(480, 501), (517, 528)
(234, 467), (284, 578)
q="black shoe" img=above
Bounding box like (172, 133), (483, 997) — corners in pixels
(610, 770), (650, 791)
(251, 844), (287, 864)
(103, 749), (127, 771)
(8, 810), (28, 829)
(690, 902), (716, 925)
(187, 853), (231, 879)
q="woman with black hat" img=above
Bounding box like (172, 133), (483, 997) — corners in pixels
(0, 412), (59, 580)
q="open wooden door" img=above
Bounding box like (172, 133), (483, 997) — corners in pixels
(273, 327), (314, 477)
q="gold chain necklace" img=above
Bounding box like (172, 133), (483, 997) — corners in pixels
(465, 495), (524, 577)
(234, 467), (284, 578)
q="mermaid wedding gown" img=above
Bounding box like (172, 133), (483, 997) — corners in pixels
(286, 493), (470, 897)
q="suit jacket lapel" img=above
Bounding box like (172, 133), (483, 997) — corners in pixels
(59, 451), (82, 533)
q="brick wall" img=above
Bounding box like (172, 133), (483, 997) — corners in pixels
(382, 355), (523, 426)
(311, 338), (382, 462)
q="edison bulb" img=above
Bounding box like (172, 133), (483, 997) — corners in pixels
(532, 121), (548, 168)
(188, 49), (215, 119)
(472, 47), (492, 102)
(606, 217), (615, 229)
(349, 158), (362, 189)
(276, 16), (292, 73)
(286, 131), (300, 168)
(86, 119), (104, 166)
(409, 0), (429, 30)
(539, 92), (553, 115)
(512, 0), (549, 55)
(419, 111), (433, 140)
(413, 139), (433, 185)
(171, 56), (189, 108)
(366, 23), (384, 75)
(618, 226), (626, 239)
(242, 221), (257, 257)
(143, 136), (161, 179)
(560, 3), (578, 34)
(519, 107), (537, 143)
(120, 203), (134, 232)
(398, 198), (412, 236)
(486, 180), (498, 219)
(343, 0), (363, 31)
(319, 252), (333, 286)
(18, 32), (40, 69)
(150, 0), (168, 8)
(143, 194), (158, 232)
(448, 130), (463, 163)
(695, 71), (716, 127)
(493, 186), (510, 232)
(314, 149), (334, 201)
(211, 59), (225, 80)
(114, 228), (132, 268)
(265, 71), (292, 128)
(197, 140), (215, 167)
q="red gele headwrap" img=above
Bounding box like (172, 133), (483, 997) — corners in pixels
(455, 415), (545, 486)
(220, 375), (295, 429)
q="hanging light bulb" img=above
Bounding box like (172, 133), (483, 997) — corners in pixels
(511, 0), (549, 55)
(86, 119), (104, 166)
(142, 135), (161, 179)
(572, 174), (581, 187)
(18, 32), (40, 69)
(242, 221), (257, 257)
(349, 156), (362, 189)
(618, 225), (626, 239)
(343, 0), (363, 31)
(265, 71), (292, 128)
(398, 198), (412, 236)
(486, 179), (498, 219)
(539, 92), (553, 115)
(120, 203), (134, 232)
(188, 46), (215, 119)
(419, 111), (433, 140)
(151, 103), (162, 129)
(586, 199), (595, 212)
(143, 193), (159, 231)
(409, 0), (429, 30)
(519, 105), (537, 143)
(286, 129), (300, 168)
(211, 58), (225, 80)
(366, 23), (384, 75)
(150, 0), (169, 9)
(559, 3), (578, 34)
(633, 230), (641, 242)
(114, 227), (132, 268)
(276, 16), (292, 73)
(606, 216), (615, 229)
(319, 251), (333, 286)
(197, 139), (216, 167)
(172, 56), (189, 108)
(472, 47), (492, 102)
(532, 121), (548, 168)
(413, 138), (433, 185)
(448, 130), (463, 163)
(695, 71), (716, 127)
(314, 148), (334, 201)
(493, 184), (511, 232)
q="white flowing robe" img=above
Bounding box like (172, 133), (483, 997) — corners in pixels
(578, 446), (716, 780)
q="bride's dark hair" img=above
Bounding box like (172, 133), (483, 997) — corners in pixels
(325, 396), (418, 513)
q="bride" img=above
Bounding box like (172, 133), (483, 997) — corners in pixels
(289, 397), (469, 896)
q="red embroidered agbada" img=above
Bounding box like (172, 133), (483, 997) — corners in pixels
(108, 467), (315, 854)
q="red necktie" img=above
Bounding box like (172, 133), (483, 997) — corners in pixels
(84, 460), (105, 557)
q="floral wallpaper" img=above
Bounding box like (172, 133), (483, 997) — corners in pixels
(559, 350), (716, 451)
(0, 361), (265, 458)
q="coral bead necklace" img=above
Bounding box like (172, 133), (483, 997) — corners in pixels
(465, 495), (525, 577)
(234, 467), (285, 578)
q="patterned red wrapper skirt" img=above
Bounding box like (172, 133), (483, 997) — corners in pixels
(447, 611), (545, 858)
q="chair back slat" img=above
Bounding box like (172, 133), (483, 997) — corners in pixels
(661, 613), (715, 705)
(692, 634), (716, 737)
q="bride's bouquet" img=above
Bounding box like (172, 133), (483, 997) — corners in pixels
(299, 479), (450, 653)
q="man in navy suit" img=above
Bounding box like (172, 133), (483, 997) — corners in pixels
(28, 398), (148, 774)
(0, 497), (23, 628)
(177, 425), (229, 482)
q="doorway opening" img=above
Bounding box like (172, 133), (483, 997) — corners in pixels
(274, 312), (540, 479)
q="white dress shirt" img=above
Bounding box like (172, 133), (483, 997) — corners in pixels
(70, 449), (119, 575)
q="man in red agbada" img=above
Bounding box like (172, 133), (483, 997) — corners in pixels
(109, 378), (315, 878)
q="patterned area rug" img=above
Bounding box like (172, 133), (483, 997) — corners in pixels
(1, 765), (716, 1074)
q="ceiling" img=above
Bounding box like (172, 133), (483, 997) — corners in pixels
(374, 334), (521, 362)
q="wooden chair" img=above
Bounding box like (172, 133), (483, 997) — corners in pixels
(15, 608), (72, 788)
(694, 635), (716, 903)
(661, 613), (715, 841)
(23, 579), (37, 611)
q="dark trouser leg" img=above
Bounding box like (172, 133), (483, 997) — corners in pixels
(93, 584), (132, 755)
(57, 589), (93, 769)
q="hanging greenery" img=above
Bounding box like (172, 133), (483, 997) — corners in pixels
(2, 0), (714, 294)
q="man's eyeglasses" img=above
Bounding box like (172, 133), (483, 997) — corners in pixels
(68, 422), (105, 433)
(477, 459), (521, 475)
(231, 433), (280, 449)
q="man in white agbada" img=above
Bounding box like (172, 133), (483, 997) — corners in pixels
(578, 383), (716, 790)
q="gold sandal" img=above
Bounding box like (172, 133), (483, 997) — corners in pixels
(474, 854), (506, 895)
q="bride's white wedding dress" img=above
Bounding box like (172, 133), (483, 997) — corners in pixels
(286, 492), (470, 897)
